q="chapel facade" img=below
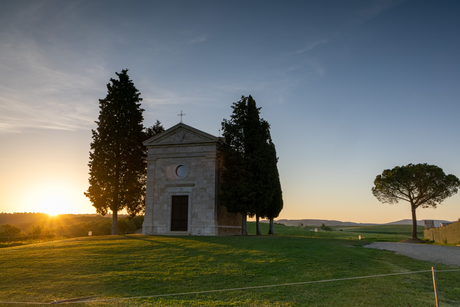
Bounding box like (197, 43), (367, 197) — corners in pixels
(142, 122), (241, 236)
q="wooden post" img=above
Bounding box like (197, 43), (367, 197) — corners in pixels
(432, 267), (439, 307)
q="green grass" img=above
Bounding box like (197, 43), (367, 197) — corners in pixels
(248, 222), (424, 242)
(0, 225), (458, 306)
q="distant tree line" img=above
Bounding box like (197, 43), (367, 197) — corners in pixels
(0, 216), (144, 243)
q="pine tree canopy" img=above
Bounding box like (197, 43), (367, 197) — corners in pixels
(372, 163), (460, 240)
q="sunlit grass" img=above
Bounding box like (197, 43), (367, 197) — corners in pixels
(0, 231), (458, 306)
(248, 222), (424, 242)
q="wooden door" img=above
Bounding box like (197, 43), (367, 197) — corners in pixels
(171, 195), (188, 231)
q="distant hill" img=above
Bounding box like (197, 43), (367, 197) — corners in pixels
(384, 219), (455, 227)
(2, 213), (454, 230)
(273, 219), (377, 227)
(273, 219), (456, 227)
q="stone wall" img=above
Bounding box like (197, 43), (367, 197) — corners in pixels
(424, 220), (460, 244)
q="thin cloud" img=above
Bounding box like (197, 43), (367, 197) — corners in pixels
(0, 122), (20, 134)
(0, 91), (97, 133)
(0, 41), (107, 134)
(306, 59), (326, 77)
(296, 39), (328, 54)
(0, 19), (111, 134)
(356, 0), (405, 22)
(188, 35), (207, 45)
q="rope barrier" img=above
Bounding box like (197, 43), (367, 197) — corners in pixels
(0, 302), (49, 305)
(2, 269), (458, 305)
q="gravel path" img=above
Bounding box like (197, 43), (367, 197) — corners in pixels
(364, 242), (460, 267)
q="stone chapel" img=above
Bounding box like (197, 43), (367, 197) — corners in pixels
(142, 122), (241, 236)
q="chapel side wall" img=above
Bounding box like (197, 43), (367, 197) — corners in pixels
(217, 204), (242, 235)
(215, 147), (242, 235)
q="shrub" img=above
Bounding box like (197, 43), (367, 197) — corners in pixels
(132, 215), (144, 230)
(27, 224), (55, 240)
(95, 220), (112, 235)
(117, 218), (137, 234)
(0, 224), (24, 237)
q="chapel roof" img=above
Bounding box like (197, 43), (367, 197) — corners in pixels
(143, 122), (221, 146)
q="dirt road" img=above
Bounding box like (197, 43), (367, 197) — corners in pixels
(365, 242), (460, 267)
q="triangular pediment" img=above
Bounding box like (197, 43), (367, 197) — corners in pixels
(143, 122), (220, 146)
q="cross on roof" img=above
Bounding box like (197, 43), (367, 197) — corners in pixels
(177, 110), (186, 123)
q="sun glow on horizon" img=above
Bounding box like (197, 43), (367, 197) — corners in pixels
(38, 196), (69, 216)
(23, 181), (86, 216)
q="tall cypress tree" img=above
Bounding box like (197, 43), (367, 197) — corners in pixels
(85, 69), (146, 235)
(263, 138), (283, 234)
(220, 95), (283, 235)
(244, 97), (271, 235)
(220, 97), (252, 235)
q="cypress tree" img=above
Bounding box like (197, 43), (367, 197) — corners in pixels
(263, 137), (283, 234)
(85, 69), (146, 235)
(220, 95), (283, 235)
(220, 97), (251, 235)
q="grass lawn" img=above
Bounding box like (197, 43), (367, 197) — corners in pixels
(0, 224), (458, 306)
(247, 222), (425, 242)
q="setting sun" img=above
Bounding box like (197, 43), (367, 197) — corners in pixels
(37, 196), (68, 216)
(21, 181), (88, 215)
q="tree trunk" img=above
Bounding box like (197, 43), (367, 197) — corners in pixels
(112, 161), (119, 235)
(411, 203), (418, 240)
(111, 193), (119, 235)
(241, 214), (248, 236)
(112, 210), (118, 235)
(256, 214), (261, 235)
(268, 218), (274, 234)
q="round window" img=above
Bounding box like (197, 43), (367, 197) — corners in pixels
(176, 165), (188, 178)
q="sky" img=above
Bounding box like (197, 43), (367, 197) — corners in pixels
(1, 0), (460, 223)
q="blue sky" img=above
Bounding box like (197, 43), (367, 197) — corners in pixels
(1, 0), (459, 223)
